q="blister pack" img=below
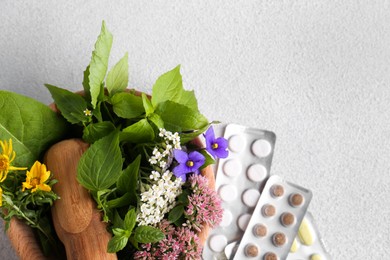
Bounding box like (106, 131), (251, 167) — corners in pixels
(202, 124), (276, 259)
(287, 212), (332, 260)
(232, 175), (312, 260)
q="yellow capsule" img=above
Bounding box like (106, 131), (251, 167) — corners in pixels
(298, 218), (314, 245)
(290, 238), (299, 253)
(310, 254), (322, 260)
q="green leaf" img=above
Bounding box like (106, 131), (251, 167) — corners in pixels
(133, 226), (165, 243)
(142, 93), (154, 116)
(120, 119), (155, 143)
(151, 65), (183, 107)
(89, 21), (113, 108)
(82, 121), (116, 143)
(124, 209), (136, 233)
(0, 91), (69, 167)
(179, 89), (198, 111)
(154, 101), (208, 138)
(147, 113), (164, 129)
(107, 234), (128, 253)
(117, 155), (140, 194)
(106, 192), (134, 209)
(199, 149), (215, 170)
(111, 92), (144, 119)
(82, 65), (91, 102)
(168, 205), (184, 223)
(45, 84), (89, 124)
(106, 53), (129, 96)
(77, 131), (123, 191)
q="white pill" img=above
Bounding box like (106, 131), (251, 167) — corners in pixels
(247, 164), (268, 182)
(237, 213), (252, 231)
(242, 189), (260, 207)
(220, 210), (233, 227)
(218, 184), (237, 202)
(209, 234), (228, 252)
(251, 139), (272, 157)
(228, 134), (246, 153)
(223, 159), (242, 177)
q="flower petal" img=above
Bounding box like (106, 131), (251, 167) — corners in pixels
(173, 149), (189, 163)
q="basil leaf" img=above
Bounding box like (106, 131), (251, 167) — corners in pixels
(106, 192), (134, 209)
(77, 131), (123, 191)
(147, 113), (164, 129)
(89, 21), (113, 108)
(106, 52), (129, 96)
(117, 155), (140, 195)
(107, 234), (128, 253)
(151, 65), (182, 107)
(168, 205), (184, 223)
(124, 208), (136, 233)
(142, 93), (154, 116)
(111, 92), (144, 119)
(120, 119), (155, 143)
(133, 226), (165, 243)
(154, 101), (208, 135)
(82, 121), (116, 143)
(45, 84), (89, 124)
(0, 91), (69, 167)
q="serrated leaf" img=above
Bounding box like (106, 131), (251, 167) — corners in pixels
(133, 226), (165, 243)
(0, 90), (69, 167)
(106, 53), (129, 95)
(45, 84), (89, 124)
(117, 155), (140, 195)
(82, 121), (116, 143)
(89, 21), (113, 108)
(77, 131), (123, 191)
(154, 101), (208, 142)
(151, 65), (183, 107)
(142, 93), (154, 116)
(111, 92), (144, 119)
(124, 209), (136, 233)
(107, 235), (128, 253)
(168, 205), (184, 223)
(120, 119), (155, 143)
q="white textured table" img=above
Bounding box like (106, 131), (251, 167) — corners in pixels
(1, 1), (389, 259)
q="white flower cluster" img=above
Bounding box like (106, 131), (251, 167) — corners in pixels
(148, 128), (181, 169)
(137, 171), (183, 226)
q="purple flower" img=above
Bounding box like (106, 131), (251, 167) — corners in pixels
(204, 126), (229, 159)
(173, 150), (205, 182)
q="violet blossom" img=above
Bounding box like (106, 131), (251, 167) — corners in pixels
(204, 126), (229, 159)
(172, 149), (205, 182)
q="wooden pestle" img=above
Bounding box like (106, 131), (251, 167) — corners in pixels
(44, 139), (117, 260)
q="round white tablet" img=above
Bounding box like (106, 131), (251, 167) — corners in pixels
(220, 210), (233, 227)
(228, 134), (245, 153)
(247, 164), (268, 182)
(223, 159), (242, 177)
(218, 184), (237, 202)
(242, 189), (260, 207)
(251, 139), (272, 157)
(209, 234), (228, 252)
(237, 213), (251, 231)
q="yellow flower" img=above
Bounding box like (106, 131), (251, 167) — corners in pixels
(0, 139), (27, 182)
(22, 161), (51, 193)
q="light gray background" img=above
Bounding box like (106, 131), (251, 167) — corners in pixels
(1, 1), (389, 259)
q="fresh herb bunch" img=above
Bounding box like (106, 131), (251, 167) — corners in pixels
(0, 140), (61, 256)
(41, 21), (228, 258)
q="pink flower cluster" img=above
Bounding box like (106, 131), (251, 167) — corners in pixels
(134, 220), (202, 260)
(184, 174), (223, 232)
